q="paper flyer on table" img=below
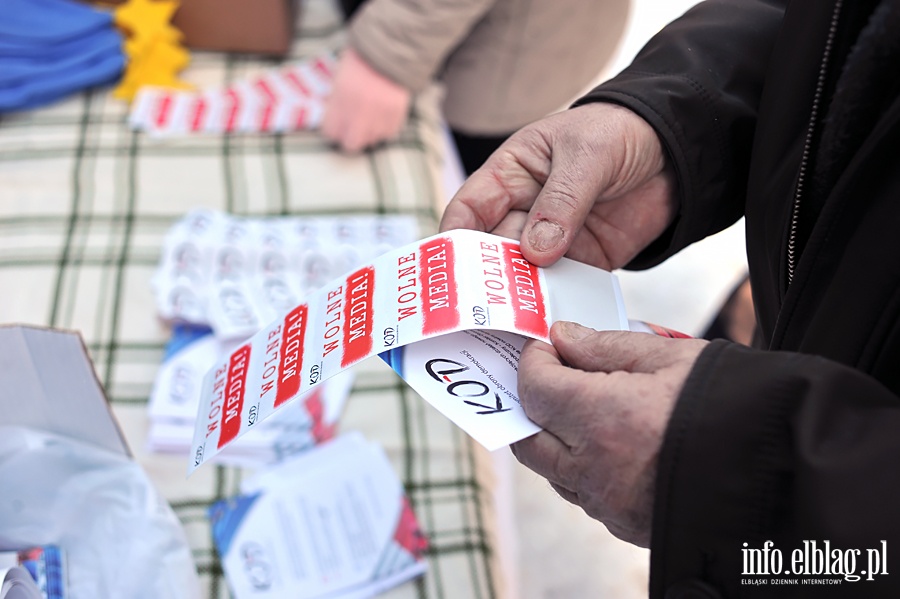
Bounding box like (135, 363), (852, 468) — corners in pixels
(209, 433), (427, 599)
(189, 229), (629, 474)
(380, 328), (538, 450)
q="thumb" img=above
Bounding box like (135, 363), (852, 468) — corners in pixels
(517, 103), (669, 268)
(550, 322), (674, 373)
(519, 166), (605, 267)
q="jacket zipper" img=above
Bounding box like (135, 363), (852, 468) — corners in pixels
(787, 0), (844, 286)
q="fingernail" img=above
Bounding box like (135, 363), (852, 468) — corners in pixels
(528, 220), (564, 253)
(559, 321), (590, 340)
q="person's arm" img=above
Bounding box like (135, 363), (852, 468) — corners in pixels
(321, 0), (496, 152)
(347, 0), (495, 94)
(578, 0), (786, 268)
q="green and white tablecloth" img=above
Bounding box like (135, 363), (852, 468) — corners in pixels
(0, 1), (505, 597)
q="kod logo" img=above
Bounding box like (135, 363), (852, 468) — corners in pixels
(424, 358), (510, 415)
(240, 541), (273, 590)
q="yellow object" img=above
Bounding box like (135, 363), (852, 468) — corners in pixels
(113, 0), (192, 101)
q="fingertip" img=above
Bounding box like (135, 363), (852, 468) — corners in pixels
(556, 328), (611, 372)
(510, 431), (573, 487)
(550, 326), (673, 373)
(319, 112), (338, 140)
(521, 219), (568, 266)
(527, 219), (566, 253)
(520, 337), (559, 363)
(342, 129), (371, 153)
(342, 140), (362, 154)
(438, 201), (477, 233)
(551, 321), (593, 344)
(517, 339), (566, 413)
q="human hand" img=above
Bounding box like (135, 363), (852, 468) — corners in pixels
(321, 48), (411, 152)
(440, 103), (676, 270)
(511, 322), (708, 547)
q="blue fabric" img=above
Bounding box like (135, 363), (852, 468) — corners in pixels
(0, 51), (124, 111)
(0, 29), (122, 86)
(0, 0), (125, 112)
(0, 27), (119, 59)
(0, 0), (113, 44)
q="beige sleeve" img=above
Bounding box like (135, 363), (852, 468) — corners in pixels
(347, 0), (496, 93)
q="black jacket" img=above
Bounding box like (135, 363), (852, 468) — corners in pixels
(580, 0), (900, 596)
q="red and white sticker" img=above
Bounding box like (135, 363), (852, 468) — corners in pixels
(189, 229), (628, 473)
(130, 53), (334, 137)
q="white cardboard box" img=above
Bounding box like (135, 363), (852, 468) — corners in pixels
(0, 325), (129, 457)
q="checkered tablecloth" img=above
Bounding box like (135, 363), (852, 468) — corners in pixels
(0, 1), (505, 597)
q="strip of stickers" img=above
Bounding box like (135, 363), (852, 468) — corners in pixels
(129, 54), (335, 136)
(189, 229), (626, 473)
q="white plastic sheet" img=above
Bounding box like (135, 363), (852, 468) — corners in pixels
(0, 427), (201, 599)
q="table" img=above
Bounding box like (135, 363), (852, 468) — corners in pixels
(0, 1), (506, 597)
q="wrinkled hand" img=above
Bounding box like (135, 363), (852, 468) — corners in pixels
(512, 322), (708, 547)
(321, 48), (411, 152)
(440, 103), (676, 270)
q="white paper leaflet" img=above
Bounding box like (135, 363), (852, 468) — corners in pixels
(208, 433), (427, 599)
(189, 229), (629, 473)
(129, 54), (335, 136)
(151, 208), (419, 339)
(149, 324), (353, 467)
(380, 329), (538, 450)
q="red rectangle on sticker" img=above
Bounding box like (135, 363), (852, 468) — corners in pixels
(419, 236), (459, 334)
(255, 78), (276, 132)
(218, 343), (252, 448)
(276, 304), (308, 407)
(155, 93), (173, 128)
(190, 97), (207, 132)
(293, 104), (308, 129)
(502, 242), (549, 338)
(313, 56), (333, 79)
(224, 88), (241, 133)
(341, 266), (375, 367)
(285, 70), (312, 97)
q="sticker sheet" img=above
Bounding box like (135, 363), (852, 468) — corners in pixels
(129, 54), (335, 137)
(189, 229), (628, 473)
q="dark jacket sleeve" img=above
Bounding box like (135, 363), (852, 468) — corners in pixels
(575, 0), (786, 269)
(653, 340), (900, 597)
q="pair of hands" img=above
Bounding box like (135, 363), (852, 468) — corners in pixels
(322, 49), (710, 546)
(440, 103), (710, 547)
